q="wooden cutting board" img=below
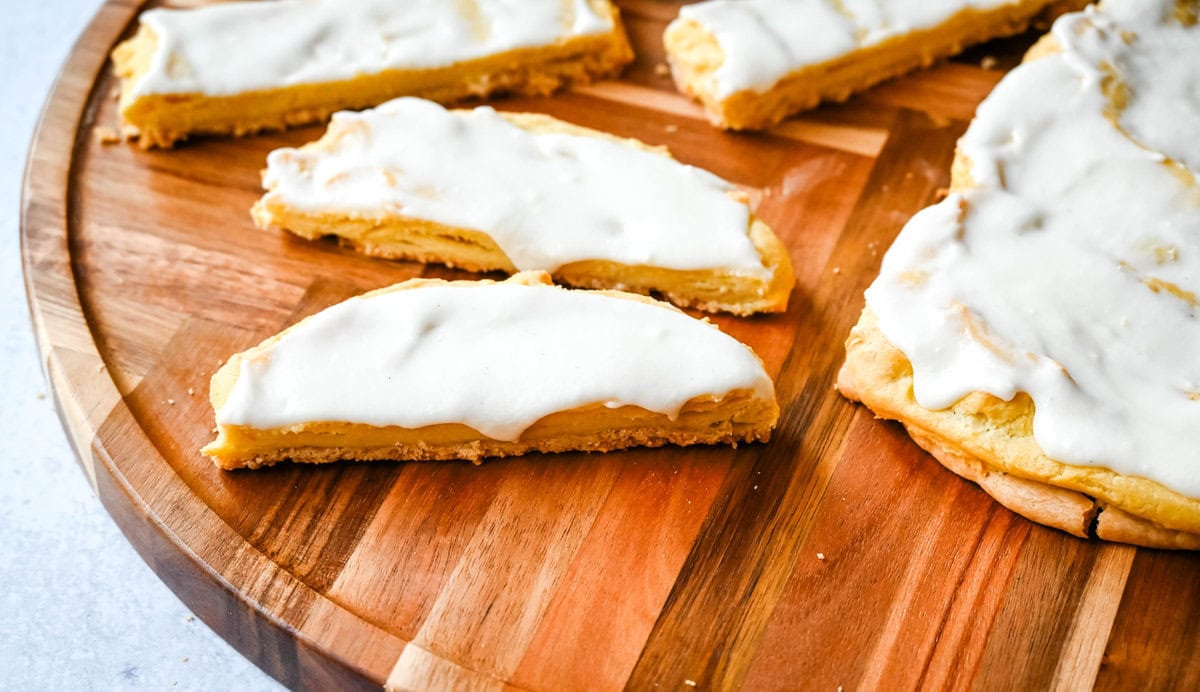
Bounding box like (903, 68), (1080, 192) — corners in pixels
(22, 1), (1200, 689)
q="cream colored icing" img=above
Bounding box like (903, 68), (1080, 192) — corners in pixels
(132, 0), (613, 98)
(865, 0), (1200, 496)
(216, 278), (775, 440)
(673, 0), (1021, 98)
(261, 97), (770, 277)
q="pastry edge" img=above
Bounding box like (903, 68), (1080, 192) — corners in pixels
(838, 309), (1200, 550)
(664, 0), (1087, 131)
(252, 111), (795, 316)
(110, 6), (633, 148)
(203, 409), (776, 471)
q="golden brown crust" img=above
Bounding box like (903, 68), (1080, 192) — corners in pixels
(665, 0), (1088, 130)
(203, 271), (780, 469)
(903, 425), (1098, 538)
(111, 4), (634, 148)
(204, 394), (776, 470)
(252, 112), (795, 316)
(838, 310), (1200, 549)
(1096, 505), (1200, 550)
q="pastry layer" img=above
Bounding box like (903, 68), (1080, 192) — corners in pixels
(839, 311), (1200, 550)
(207, 393), (775, 470)
(253, 99), (794, 315)
(203, 271), (779, 469)
(110, 0), (633, 147)
(664, 0), (1085, 130)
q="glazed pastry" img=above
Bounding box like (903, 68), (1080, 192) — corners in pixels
(203, 272), (779, 470)
(110, 0), (632, 147)
(664, 0), (1086, 130)
(253, 98), (794, 315)
(838, 0), (1200, 549)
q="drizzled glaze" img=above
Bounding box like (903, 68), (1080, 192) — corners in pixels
(260, 97), (770, 277)
(216, 278), (775, 441)
(674, 0), (1019, 98)
(866, 0), (1200, 496)
(131, 0), (613, 97)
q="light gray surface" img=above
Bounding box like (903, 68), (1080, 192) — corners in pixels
(1, 4), (282, 690)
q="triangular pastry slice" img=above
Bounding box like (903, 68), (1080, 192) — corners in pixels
(664, 0), (1086, 130)
(839, 0), (1200, 549)
(252, 98), (794, 315)
(110, 0), (632, 147)
(203, 272), (779, 470)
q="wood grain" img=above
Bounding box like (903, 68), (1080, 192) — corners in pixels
(21, 0), (1200, 689)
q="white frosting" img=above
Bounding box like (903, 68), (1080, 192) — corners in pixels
(865, 0), (1200, 497)
(673, 0), (1020, 98)
(216, 279), (775, 440)
(261, 97), (770, 277)
(132, 0), (613, 97)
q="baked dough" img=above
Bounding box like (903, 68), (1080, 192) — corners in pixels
(838, 0), (1200, 549)
(203, 272), (779, 470)
(664, 0), (1086, 130)
(839, 312), (1200, 550)
(110, 0), (632, 148)
(252, 98), (794, 316)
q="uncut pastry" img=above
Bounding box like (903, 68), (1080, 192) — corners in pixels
(838, 0), (1200, 549)
(664, 0), (1086, 130)
(253, 98), (794, 315)
(110, 0), (632, 147)
(203, 272), (779, 470)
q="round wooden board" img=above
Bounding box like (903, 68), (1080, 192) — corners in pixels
(22, 1), (1200, 689)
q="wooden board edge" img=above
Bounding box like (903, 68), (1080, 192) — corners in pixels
(16, 1), (432, 687)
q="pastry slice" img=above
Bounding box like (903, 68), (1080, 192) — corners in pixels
(838, 0), (1200, 549)
(664, 0), (1086, 130)
(110, 0), (632, 147)
(203, 271), (779, 470)
(252, 97), (794, 315)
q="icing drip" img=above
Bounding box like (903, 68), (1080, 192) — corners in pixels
(216, 280), (775, 441)
(674, 0), (1023, 98)
(133, 0), (613, 97)
(261, 98), (769, 277)
(866, 0), (1200, 497)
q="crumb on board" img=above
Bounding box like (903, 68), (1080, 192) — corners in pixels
(817, 553), (825, 560)
(187, 387), (195, 396)
(166, 399), (175, 405)
(832, 267), (841, 275)
(654, 62), (671, 77)
(980, 55), (998, 70)
(684, 681), (697, 687)
(94, 126), (121, 145)
(934, 186), (950, 201)
(665, 124), (679, 133)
